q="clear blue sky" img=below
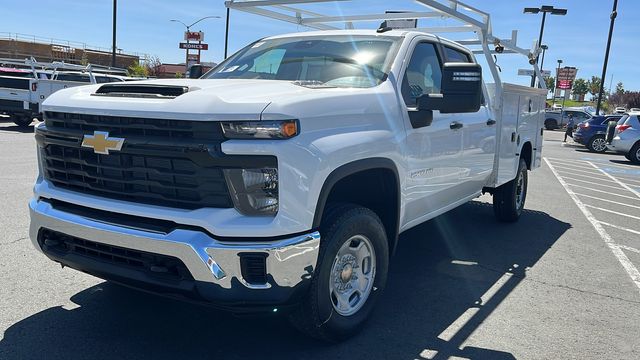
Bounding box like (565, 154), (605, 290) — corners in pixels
(2, 0), (638, 91)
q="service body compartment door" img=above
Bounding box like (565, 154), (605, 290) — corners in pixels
(487, 83), (546, 187)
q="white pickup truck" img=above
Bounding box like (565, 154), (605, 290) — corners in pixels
(0, 59), (127, 127)
(29, 1), (546, 341)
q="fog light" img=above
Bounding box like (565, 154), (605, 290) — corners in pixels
(224, 168), (278, 216)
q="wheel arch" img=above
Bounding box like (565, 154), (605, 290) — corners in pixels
(520, 141), (533, 170)
(313, 158), (401, 255)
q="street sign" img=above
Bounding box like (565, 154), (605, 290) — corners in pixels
(518, 69), (551, 77)
(179, 43), (209, 50)
(557, 80), (573, 90)
(556, 66), (578, 90)
(184, 31), (204, 42)
(557, 66), (578, 80)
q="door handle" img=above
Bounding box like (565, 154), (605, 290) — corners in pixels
(450, 121), (463, 130)
(486, 119), (496, 126)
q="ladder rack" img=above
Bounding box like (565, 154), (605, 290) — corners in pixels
(225, 0), (547, 112)
(0, 57), (127, 76)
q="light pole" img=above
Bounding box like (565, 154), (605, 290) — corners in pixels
(553, 59), (562, 106)
(596, 0), (619, 115)
(111, 0), (117, 67)
(524, 5), (567, 87)
(224, 7), (230, 59)
(170, 16), (220, 74)
(540, 44), (548, 72)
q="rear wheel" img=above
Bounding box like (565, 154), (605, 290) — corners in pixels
(12, 116), (33, 128)
(587, 135), (608, 153)
(545, 119), (558, 130)
(629, 143), (640, 165)
(493, 158), (528, 222)
(288, 204), (389, 342)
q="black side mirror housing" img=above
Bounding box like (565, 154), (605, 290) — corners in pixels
(418, 62), (483, 114)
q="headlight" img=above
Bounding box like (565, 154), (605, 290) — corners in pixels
(221, 120), (298, 139)
(224, 168), (278, 216)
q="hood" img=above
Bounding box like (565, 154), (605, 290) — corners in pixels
(42, 78), (323, 121)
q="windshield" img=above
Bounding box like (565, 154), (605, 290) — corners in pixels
(205, 35), (400, 88)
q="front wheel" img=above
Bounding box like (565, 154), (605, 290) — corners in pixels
(587, 135), (608, 153)
(493, 158), (528, 222)
(288, 204), (389, 342)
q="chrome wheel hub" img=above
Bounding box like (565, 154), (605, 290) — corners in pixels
(329, 235), (376, 316)
(592, 138), (607, 152)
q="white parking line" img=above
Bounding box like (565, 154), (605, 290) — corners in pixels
(618, 245), (640, 254)
(545, 158), (640, 294)
(574, 193), (640, 210)
(584, 204), (640, 221)
(588, 161), (640, 199)
(562, 176), (625, 190)
(556, 171), (618, 184)
(565, 184), (640, 201)
(555, 163), (603, 174)
(545, 158), (595, 170)
(555, 167), (606, 177)
(598, 221), (640, 236)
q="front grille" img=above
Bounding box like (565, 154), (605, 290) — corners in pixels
(42, 143), (232, 209)
(44, 111), (223, 140)
(39, 112), (239, 210)
(39, 228), (193, 282)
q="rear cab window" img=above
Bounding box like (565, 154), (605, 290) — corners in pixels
(444, 46), (472, 63)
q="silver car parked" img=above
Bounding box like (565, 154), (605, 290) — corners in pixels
(607, 112), (640, 163)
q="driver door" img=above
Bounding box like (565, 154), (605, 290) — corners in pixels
(400, 39), (465, 228)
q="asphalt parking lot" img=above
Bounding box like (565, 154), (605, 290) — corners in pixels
(1, 118), (639, 360)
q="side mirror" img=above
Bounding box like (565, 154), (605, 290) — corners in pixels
(418, 62), (483, 114)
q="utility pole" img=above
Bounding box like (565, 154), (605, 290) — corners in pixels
(111, 0), (117, 67)
(596, 0), (618, 115)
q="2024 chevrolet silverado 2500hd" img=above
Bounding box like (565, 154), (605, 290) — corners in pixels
(29, 0), (547, 341)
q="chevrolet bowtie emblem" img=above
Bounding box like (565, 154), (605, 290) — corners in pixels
(81, 131), (125, 155)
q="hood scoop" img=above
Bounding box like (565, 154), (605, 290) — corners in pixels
(93, 84), (189, 99)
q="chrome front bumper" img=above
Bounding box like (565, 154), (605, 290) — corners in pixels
(29, 198), (320, 306)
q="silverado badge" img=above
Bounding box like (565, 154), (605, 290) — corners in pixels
(81, 131), (125, 155)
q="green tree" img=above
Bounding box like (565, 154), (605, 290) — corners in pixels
(588, 76), (602, 99)
(572, 78), (589, 99)
(615, 81), (625, 95)
(544, 76), (555, 93)
(127, 61), (149, 77)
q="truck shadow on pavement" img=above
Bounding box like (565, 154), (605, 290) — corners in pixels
(0, 124), (35, 133)
(0, 201), (570, 360)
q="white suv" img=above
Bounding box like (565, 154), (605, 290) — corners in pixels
(608, 113), (640, 163)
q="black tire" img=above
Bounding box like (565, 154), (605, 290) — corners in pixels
(12, 116), (33, 128)
(587, 135), (608, 153)
(629, 142), (640, 165)
(288, 204), (389, 342)
(493, 158), (528, 222)
(545, 119), (557, 130)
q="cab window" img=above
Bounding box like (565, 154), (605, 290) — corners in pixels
(401, 42), (442, 107)
(444, 46), (471, 63)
